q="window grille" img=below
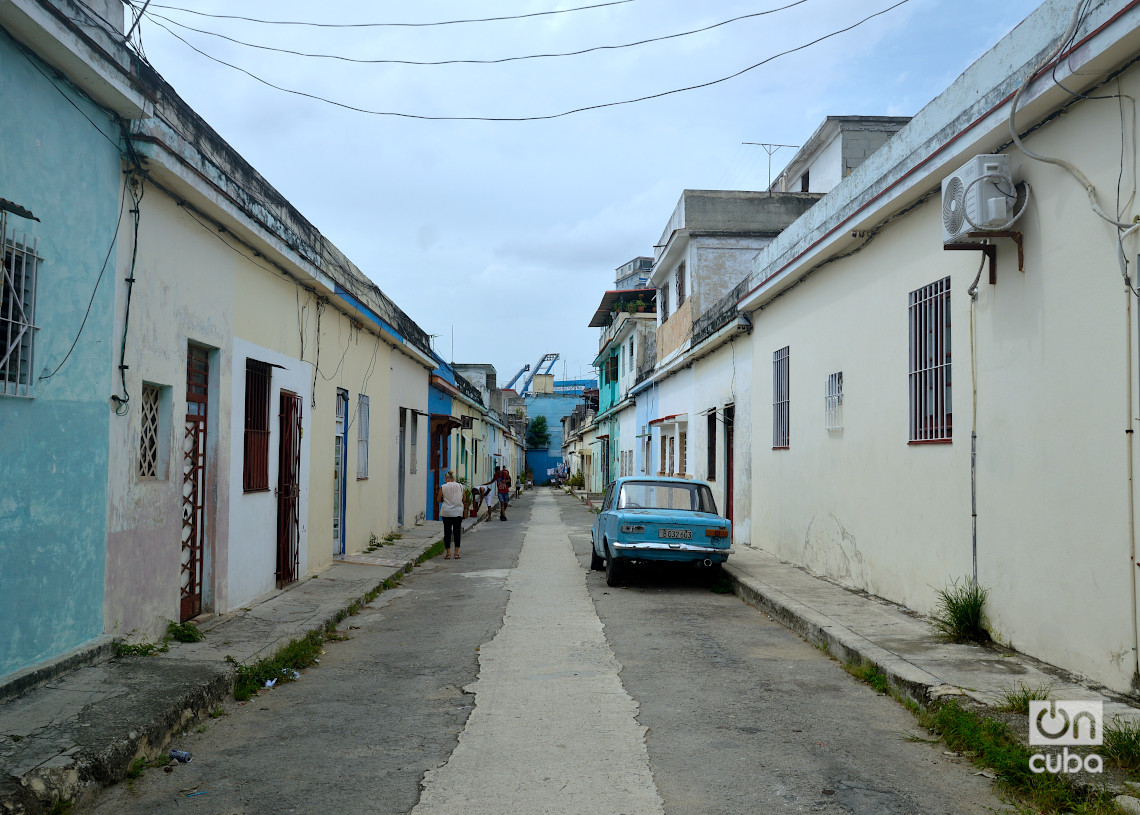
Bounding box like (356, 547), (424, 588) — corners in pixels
(707, 411), (717, 480)
(773, 346), (790, 449)
(825, 372), (844, 431)
(1, 215), (39, 398)
(908, 278), (952, 442)
(660, 285), (670, 321)
(243, 359), (272, 491)
(659, 434), (667, 475)
(676, 262), (686, 306)
(139, 384), (161, 478)
(668, 435), (675, 475)
(678, 430), (687, 475)
(629, 338), (634, 368)
(410, 412), (418, 474)
(357, 394), (370, 478)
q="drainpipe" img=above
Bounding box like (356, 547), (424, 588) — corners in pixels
(1128, 282), (1139, 685)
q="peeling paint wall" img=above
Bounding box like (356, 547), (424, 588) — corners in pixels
(0, 32), (121, 675)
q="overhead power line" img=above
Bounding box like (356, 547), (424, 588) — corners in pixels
(132, 0), (635, 28)
(143, 1), (810, 67)
(142, 0), (912, 122)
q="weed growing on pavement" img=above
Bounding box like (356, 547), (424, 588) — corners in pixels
(126, 757), (148, 779)
(166, 620), (205, 643)
(417, 541), (446, 564)
(1102, 716), (1140, 772)
(844, 661), (890, 694)
(114, 640), (169, 657)
(48, 798), (73, 815)
(383, 532), (402, 544)
(231, 630), (324, 701)
(930, 578), (990, 643)
(365, 533), (381, 553)
(208, 705), (228, 719)
(996, 683), (1054, 715)
(919, 700), (1116, 813)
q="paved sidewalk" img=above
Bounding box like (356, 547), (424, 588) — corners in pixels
(0, 509), (489, 815)
(724, 544), (1140, 723)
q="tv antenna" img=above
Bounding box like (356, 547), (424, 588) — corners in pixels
(743, 143), (798, 191)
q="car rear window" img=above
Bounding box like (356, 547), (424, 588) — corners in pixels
(618, 482), (718, 514)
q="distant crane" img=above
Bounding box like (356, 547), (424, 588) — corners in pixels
(520, 353), (559, 394)
(504, 364), (531, 391)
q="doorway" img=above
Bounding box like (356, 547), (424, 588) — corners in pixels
(277, 391), (302, 587)
(180, 343), (210, 621)
(333, 389), (348, 556)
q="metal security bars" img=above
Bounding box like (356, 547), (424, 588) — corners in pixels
(825, 371), (844, 431)
(356, 394), (370, 479)
(908, 277), (952, 442)
(139, 384), (161, 478)
(773, 346), (790, 449)
(1, 212), (39, 398)
(243, 359), (272, 491)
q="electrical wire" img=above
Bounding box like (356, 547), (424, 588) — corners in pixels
(131, 0), (634, 28)
(141, 1), (810, 67)
(38, 174), (129, 383)
(141, 1), (911, 122)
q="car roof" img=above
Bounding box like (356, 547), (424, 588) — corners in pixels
(612, 476), (712, 488)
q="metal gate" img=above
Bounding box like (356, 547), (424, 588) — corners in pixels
(181, 344), (209, 621)
(276, 391), (302, 588)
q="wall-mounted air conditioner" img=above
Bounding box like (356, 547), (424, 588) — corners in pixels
(942, 154), (1014, 244)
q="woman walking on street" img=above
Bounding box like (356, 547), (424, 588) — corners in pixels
(436, 471), (468, 559)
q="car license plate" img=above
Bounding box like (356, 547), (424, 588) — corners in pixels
(658, 529), (692, 539)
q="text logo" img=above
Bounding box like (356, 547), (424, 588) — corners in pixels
(1028, 701), (1102, 746)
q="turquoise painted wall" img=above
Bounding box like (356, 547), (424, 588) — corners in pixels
(0, 32), (123, 677)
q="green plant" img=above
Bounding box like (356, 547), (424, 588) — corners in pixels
(232, 630), (324, 701)
(209, 705), (228, 719)
(526, 416), (551, 449)
(365, 533), (381, 552)
(126, 757), (148, 779)
(845, 661), (890, 694)
(166, 620), (205, 643)
(1102, 715), (1140, 771)
(930, 578), (990, 643)
(49, 798), (74, 815)
(567, 471), (585, 488)
(114, 640), (169, 657)
(996, 683), (1054, 715)
(919, 700), (1115, 813)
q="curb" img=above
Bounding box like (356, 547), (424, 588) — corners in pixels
(2, 534), (450, 815)
(723, 563), (951, 708)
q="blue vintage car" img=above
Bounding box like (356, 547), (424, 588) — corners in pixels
(590, 476), (732, 586)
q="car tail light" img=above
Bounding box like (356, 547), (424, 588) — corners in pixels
(705, 528), (729, 538)
(621, 524), (645, 534)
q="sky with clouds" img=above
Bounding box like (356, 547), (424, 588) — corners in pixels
(130, 0), (1043, 387)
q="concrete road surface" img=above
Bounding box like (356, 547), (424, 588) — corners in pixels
(88, 490), (1008, 814)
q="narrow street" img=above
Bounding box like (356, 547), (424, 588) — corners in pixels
(89, 489), (1007, 814)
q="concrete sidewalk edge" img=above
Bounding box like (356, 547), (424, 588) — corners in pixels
(0, 513), (482, 815)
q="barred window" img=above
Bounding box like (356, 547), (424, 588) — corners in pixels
(139, 384), (162, 478)
(825, 372), (844, 431)
(908, 278), (952, 442)
(676, 262), (686, 306)
(706, 411), (717, 480)
(660, 285), (670, 321)
(773, 346), (790, 449)
(410, 412), (418, 474)
(1, 216), (39, 398)
(357, 394), (370, 479)
(243, 359), (272, 491)
(678, 429), (688, 475)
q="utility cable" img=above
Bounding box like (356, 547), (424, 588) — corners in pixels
(143, 1), (910, 122)
(131, 0), (634, 28)
(141, 1), (810, 67)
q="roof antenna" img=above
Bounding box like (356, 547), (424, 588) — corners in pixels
(743, 142), (798, 192)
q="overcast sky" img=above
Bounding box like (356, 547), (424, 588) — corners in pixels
(130, 0), (1043, 387)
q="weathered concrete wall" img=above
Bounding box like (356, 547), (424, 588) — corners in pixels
(744, 0), (1140, 691)
(0, 30), (120, 676)
(106, 187), (235, 639)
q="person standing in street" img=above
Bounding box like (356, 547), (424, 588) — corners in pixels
(496, 467), (512, 521)
(436, 471), (468, 559)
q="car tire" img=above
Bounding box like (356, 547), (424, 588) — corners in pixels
(590, 545), (604, 571)
(604, 543), (623, 587)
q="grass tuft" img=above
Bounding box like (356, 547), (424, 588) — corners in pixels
(114, 640), (169, 657)
(930, 578), (990, 643)
(845, 660), (890, 694)
(166, 620), (205, 643)
(919, 700), (1116, 813)
(231, 630), (324, 701)
(1102, 715), (1140, 772)
(996, 683), (1054, 715)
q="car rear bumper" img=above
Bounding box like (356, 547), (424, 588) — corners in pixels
(610, 541), (733, 560)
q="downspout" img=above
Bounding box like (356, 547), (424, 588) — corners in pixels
(968, 253), (985, 585)
(1128, 282), (1139, 685)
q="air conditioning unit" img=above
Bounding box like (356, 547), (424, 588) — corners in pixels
(942, 154), (1013, 244)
